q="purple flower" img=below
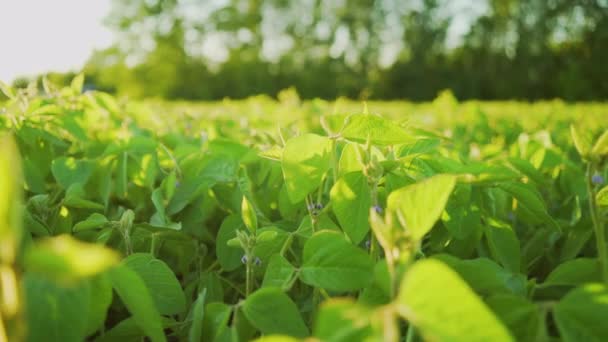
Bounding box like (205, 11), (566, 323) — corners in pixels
(373, 205), (383, 214)
(254, 257), (262, 266)
(175, 180), (181, 188)
(315, 203), (324, 210)
(365, 239), (371, 249)
(241, 255), (248, 264)
(592, 173), (604, 186)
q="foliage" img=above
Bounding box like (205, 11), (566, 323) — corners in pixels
(1, 77), (608, 341)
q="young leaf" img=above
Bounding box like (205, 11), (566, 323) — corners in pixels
(387, 174), (456, 241)
(241, 196), (258, 234)
(570, 125), (592, 159)
(281, 133), (331, 203)
(108, 264), (167, 342)
(216, 215), (245, 271)
(341, 114), (413, 146)
(86, 275), (113, 335)
(497, 181), (560, 231)
(300, 231), (373, 292)
(242, 287), (309, 338)
(554, 284), (608, 342)
(591, 130), (608, 158)
(397, 259), (514, 342)
(188, 289), (207, 342)
(486, 294), (541, 342)
(71, 73), (85, 94)
(330, 171), (371, 244)
(597, 186), (608, 206)
(72, 213), (109, 232)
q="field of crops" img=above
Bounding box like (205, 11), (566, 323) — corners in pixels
(1, 77), (608, 342)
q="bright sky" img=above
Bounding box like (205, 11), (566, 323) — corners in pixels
(0, 0), (113, 83)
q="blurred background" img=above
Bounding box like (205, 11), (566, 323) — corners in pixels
(2, 0), (608, 101)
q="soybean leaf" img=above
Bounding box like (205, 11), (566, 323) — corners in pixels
(541, 258), (601, 287)
(281, 133), (331, 203)
(201, 302), (232, 342)
(188, 289), (207, 342)
(554, 284), (608, 342)
(397, 259), (514, 342)
(484, 219), (521, 273)
(341, 114), (413, 146)
(242, 287), (309, 338)
(570, 125), (592, 159)
(216, 215), (245, 271)
(591, 130), (608, 158)
(300, 231), (373, 292)
(24, 273), (90, 342)
(486, 294), (541, 342)
(314, 299), (373, 341)
(597, 186), (608, 206)
(86, 274), (113, 335)
(25, 235), (120, 281)
(73, 213), (109, 232)
(123, 253), (186, 315)
(51, 157), (93, 189)
(498, 181), (560, 231)
(387, 174), (456, 241)
(108, 264), (167, 342)
(262, 254), (296, 290)
(330, 171), (371, 244)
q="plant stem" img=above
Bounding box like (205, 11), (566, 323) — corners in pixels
(245, 256), (253, 297)
(405, 325), (416, 342)
(587, 164), (608, 284)
(331, 137), (339, 182)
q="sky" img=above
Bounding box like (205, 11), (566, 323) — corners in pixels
(0, 0), (113, 83)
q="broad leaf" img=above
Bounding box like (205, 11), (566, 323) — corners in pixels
(554, 284), (608, 342)
(330, 171), (371, 244)
(243, 287), (309, 338)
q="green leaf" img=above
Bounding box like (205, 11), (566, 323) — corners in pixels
(554, 284), (608, 342)
(484, 219), (521, 273)
(541, 258), (601, 287)
(591, 130), (608, 158)
(387, 174), (456, 241)
(330, 171), (371, 244)
(188, 289), (207, 342)
(486, 294), (541, 342)
(497, 181), (560, 231)
(123, 253), (186, 315)
(433, 254), (526, 296)
(597, 186), (608, 206)
(86, 275), (113, 335)
(71, 73), (85, 94)
(0, 80), (15, 99)
(64, 183), (104, 210)
(314, 299), (373, 341)
(25, 235), (120, 281)
(242, 287), (309, 338)
(201, 302), (232, 342)
(241, 196), (258, 234)
(216, 215), (245, 271)
(570, 125), (592, 159)
(24, 273), (90, 342)
(300, 231), (373, 292)
(0, 135), (23, 264)
(262, 254), (296, 290)
(281, 133), (331, 203)
(73, 213), (109, 232)
(341, 114), (413, 146)
(51, 157), (93, 189)
(397, 259), (514, 342)
(108, 264), (167, 342)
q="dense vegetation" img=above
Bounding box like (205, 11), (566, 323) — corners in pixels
(9, 0), (608, 101)
(1, 78), (608, 342)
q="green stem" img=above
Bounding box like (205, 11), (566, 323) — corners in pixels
(246, 256), (253, 297)
(280, 233), (294, 257)
(149, 234), (158, 257)
(331, 138), (339, 182)
(587, 164), (608, 284)
(405, 325), (416, 342)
